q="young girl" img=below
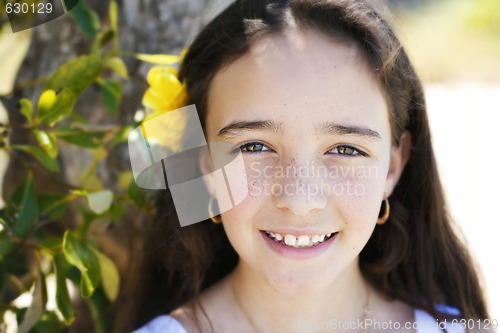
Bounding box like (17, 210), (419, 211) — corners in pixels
(125, 0), (493, 332)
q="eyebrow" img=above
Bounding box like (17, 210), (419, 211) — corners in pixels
(316, 121), (382, 141)
(217, 120), (381, 141)
(218, 120), (283, 139)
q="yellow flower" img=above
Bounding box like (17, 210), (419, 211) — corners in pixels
(142, 66), (187, 113)
(140, 108), (186, 152)
(140, 50), (189, 152)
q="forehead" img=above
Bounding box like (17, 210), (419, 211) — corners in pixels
(206, 29), (388, 135)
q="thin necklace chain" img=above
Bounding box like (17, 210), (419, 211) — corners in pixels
(232, 282), (261, 333)
(231, 282), (372, 333)
(363, 286), (372, 333)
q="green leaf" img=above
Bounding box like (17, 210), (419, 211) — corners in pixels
(0, 231), (16, 261)
(78, 206), (100, 234)
(110, 203), (125, 221)
(40, 236), (63, 254)
(99, 80), (122, 115)
(86, 190), (113, 215)
(87, 285), (112, 333)
(8, 179), (28, 214)
(89, 247), (120, 301)
(38, 88), (77, 126)
(34, 130), (58, 159)
(40, 237), (63, 258)
(134, 53), (181, 65)
(13, 173), (38, 239)
(11, 145), (60, 172)
(109, 0), (118, 31)
(0, 215), (8, 228)
(18, 271), (47, 333)
(63, 231), (100, 298)
(55, 128), (105, 148)
(104, 57), (128, 79)
(128, 181), (154, 210)
(69, 112), (88, 124)
(110, 125), (133, 146)
(38, 193), (70, 221)
(0, 260), (4, 294)
(70, 1), (101, 37)
(19, 98), (33, 125)
(63, 0), (79, 11)
(34, 311), (65, 333)
(91, 30), (115, 55)
(9, 182), (25, 207)
(44, 55), (102, 97)
(54, 254), (76, 325)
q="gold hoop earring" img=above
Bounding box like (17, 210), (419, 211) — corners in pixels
(208, 197), (222, 224)
(377, 198), (390, 225)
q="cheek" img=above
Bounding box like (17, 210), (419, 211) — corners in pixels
(220, 159), (285, 247)
(330, 161), (388, 239)
(218, 160), (267, 230)
(228, 159), (276, 203)
(210, 150), (253, 215)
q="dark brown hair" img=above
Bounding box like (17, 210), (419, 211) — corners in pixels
(122, 0), (490, 331)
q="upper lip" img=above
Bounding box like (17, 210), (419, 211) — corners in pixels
(261, 229), (337, 236)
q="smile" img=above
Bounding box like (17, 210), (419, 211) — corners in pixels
(264, 231), (337, 248)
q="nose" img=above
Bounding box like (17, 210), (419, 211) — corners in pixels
(271, 160), (328, 215)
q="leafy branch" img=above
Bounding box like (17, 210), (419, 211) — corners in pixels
(0, 0), (166, 331)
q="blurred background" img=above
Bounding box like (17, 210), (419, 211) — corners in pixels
(0, 0), (499, 332)
(393, 0), (500, 325)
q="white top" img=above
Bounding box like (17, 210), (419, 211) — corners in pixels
(133, 315), (187, 333)
(133, 304), (464, 333)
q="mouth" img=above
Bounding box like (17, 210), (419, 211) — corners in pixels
(263, 230), (337, 248)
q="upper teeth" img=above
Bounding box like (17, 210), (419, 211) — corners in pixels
(266, 232), (333, 248)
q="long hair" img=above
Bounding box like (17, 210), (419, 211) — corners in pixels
(122, 1), (490, 331)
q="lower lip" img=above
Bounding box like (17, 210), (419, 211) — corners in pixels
(260, 231), (337, 259)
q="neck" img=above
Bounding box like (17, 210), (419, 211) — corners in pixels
(230, 258), (371, 333)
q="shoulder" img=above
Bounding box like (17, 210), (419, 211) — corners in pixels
(132, 315), (188, 333)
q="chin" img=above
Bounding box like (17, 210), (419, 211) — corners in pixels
(265, 269), (336, 296)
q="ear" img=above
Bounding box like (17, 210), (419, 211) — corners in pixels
(384, 131), (412, 197)
(199, 146), (216, 197)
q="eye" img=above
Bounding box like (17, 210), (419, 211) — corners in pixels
(327, 145), (365, 156)
(239, 141), (273, 153)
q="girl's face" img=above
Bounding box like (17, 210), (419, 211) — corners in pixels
(201, 29), (409, 294)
